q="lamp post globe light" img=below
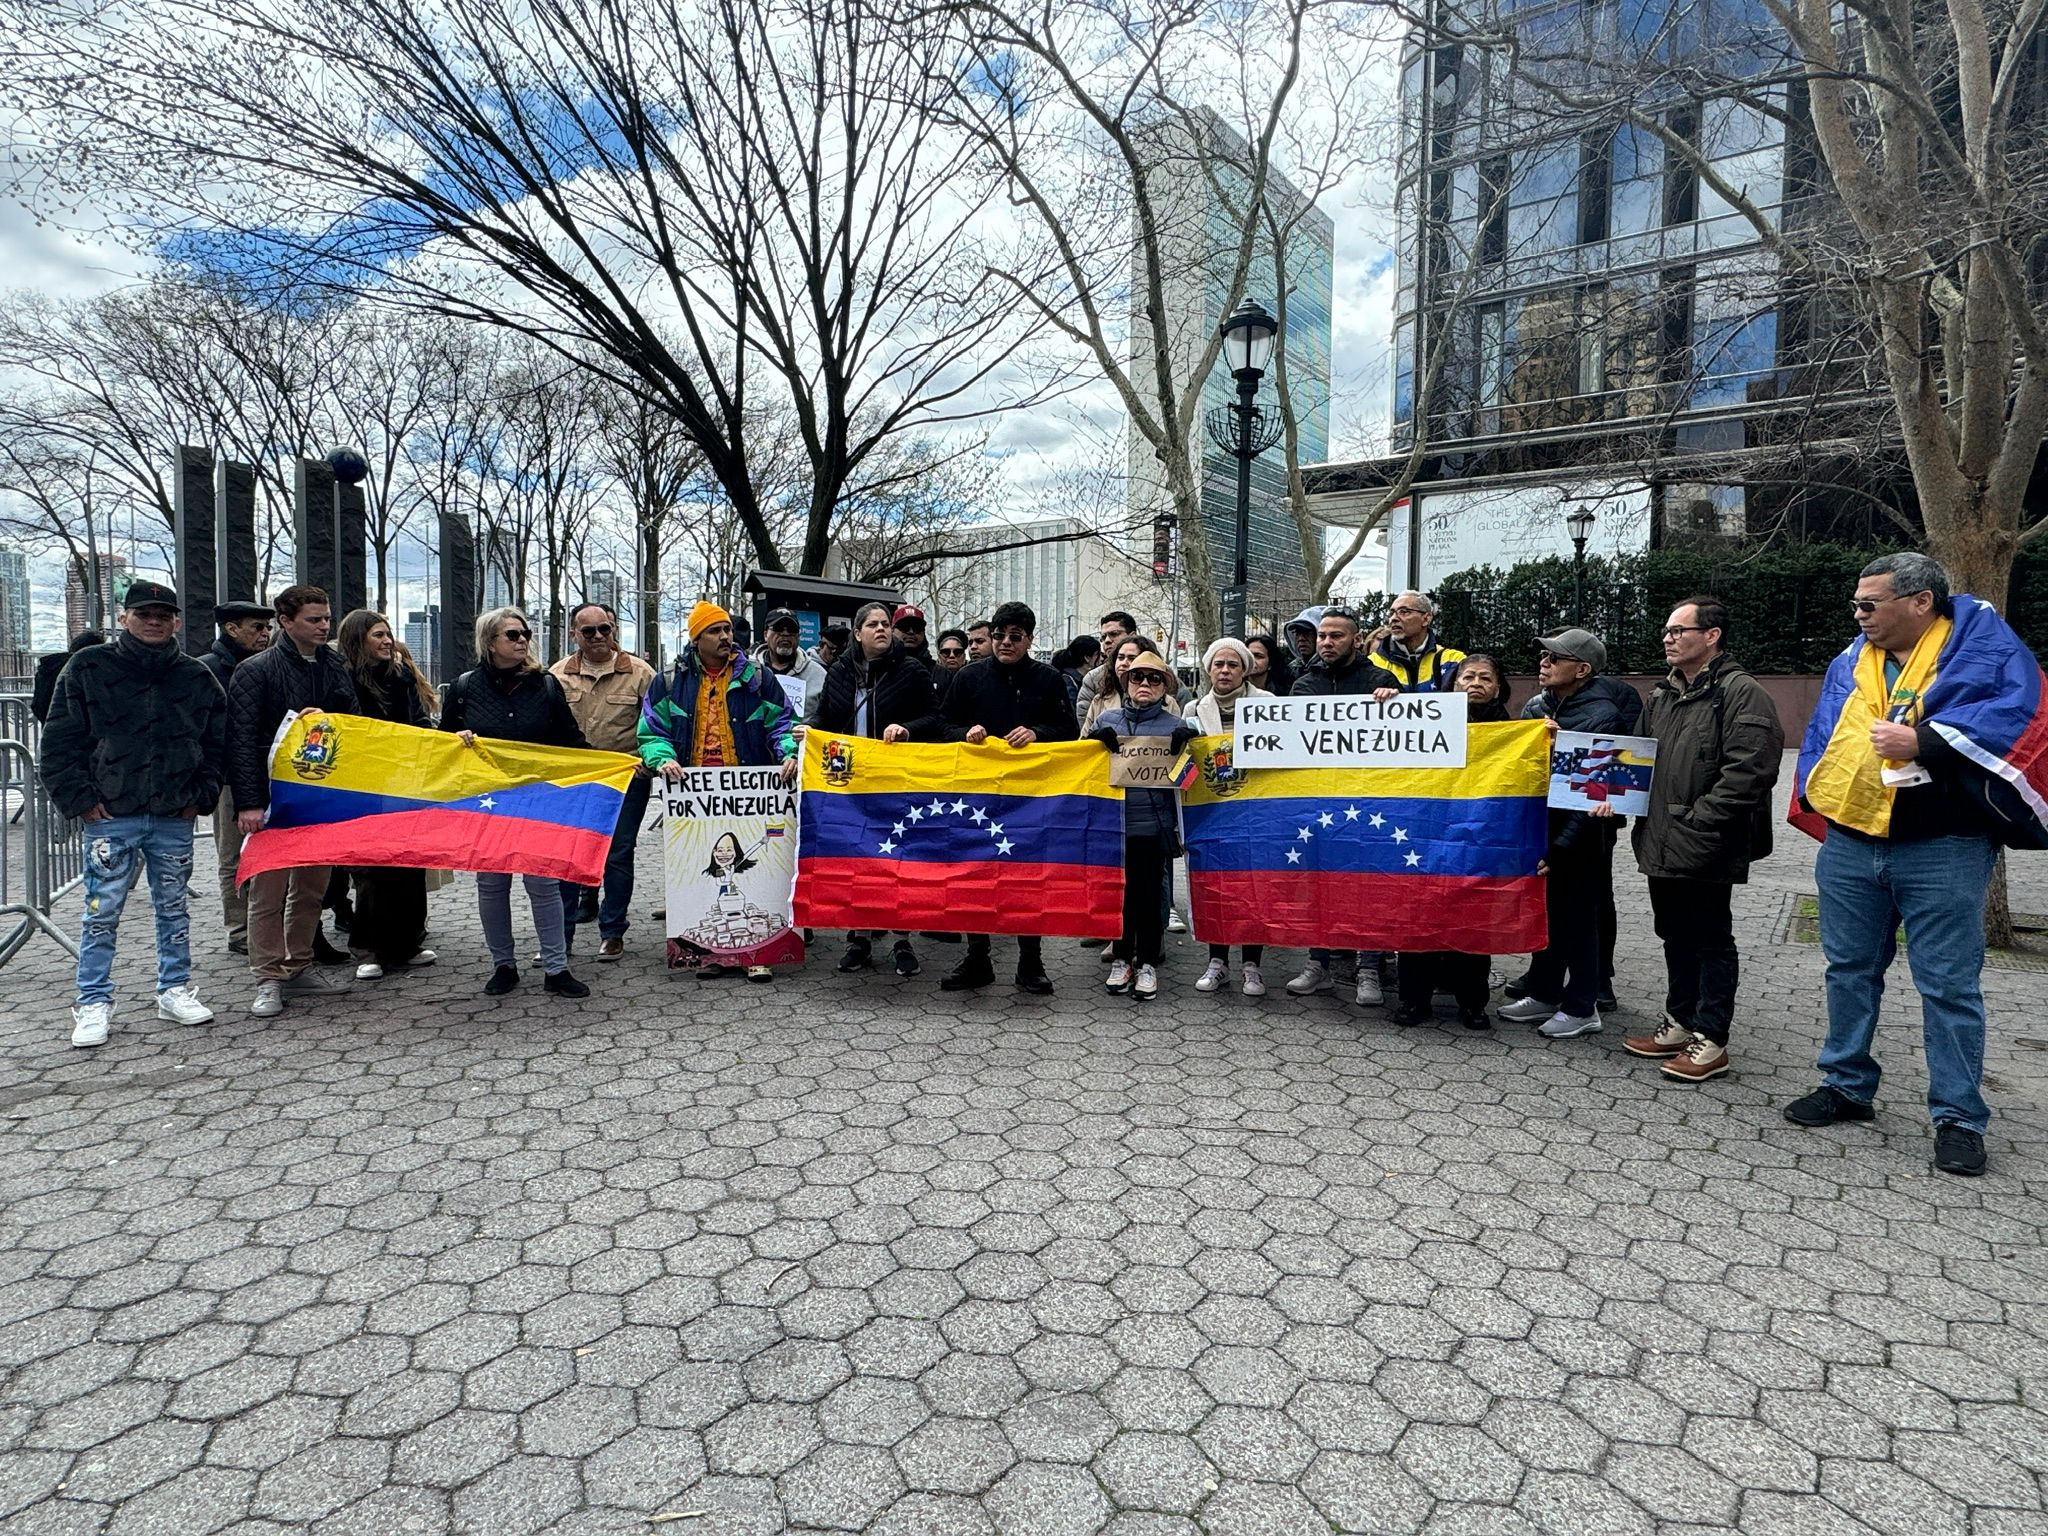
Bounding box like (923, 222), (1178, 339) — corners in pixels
(1204, 298), (1283, 640)
(1565, 503), (1596, 626)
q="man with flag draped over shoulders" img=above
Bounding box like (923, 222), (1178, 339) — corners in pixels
(639, 601), (800, 982)
(1787, 552), (2048, 1178)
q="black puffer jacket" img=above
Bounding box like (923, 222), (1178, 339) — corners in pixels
(815, 642), (944, 740)
(199, 633), (262, 696)
(940, 656), (1079, 741)
(1522, 674), (1645, 870)
(41, 634), (227, 820)
(345, 660), (431, 730)
(441, 664), (588, 749)
(1289, 649), (1379, 696)
(227, 632), (359, 811)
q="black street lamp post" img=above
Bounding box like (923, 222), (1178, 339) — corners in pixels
(1203, 299), (1282, 639)
(1566, 503), (1596, 626)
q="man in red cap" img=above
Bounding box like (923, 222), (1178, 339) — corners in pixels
(892, 605), (936, 671)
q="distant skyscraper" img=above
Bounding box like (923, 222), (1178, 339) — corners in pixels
(405, 606), (442, 681)
(1126, 108), (1334, 623)
(586, 569), (624, 616)
(64, 553), (126, 639)
(0, 547), (30, 652)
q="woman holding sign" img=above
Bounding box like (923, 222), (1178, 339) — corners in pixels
(1087, 654), (1195, 1000)
(1189, 638), (1274, 996)
(815, 602), (944, 977)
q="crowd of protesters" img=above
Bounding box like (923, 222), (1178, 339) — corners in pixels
(32, 549), (2034, 1175)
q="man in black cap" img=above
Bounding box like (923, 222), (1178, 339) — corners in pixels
(40, 581), (227, 1048)
(199, 600), (274, 954)
(750, 607), (827, 722)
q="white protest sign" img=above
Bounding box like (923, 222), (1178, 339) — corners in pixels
(773, 673), (809, 717)
(663, 767), (805, 970)
(1233, 693), (1468, 770)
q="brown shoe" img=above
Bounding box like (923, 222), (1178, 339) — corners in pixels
(1624, 1016), (1693, 1059)
(1661, 1034), (1730, 1082)
(598, 937), (625, 962)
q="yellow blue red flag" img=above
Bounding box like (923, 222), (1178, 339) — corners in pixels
(1181, 720), (1549, 954)
(236, 711), (640, 886)
(794, 733), (1125, 938)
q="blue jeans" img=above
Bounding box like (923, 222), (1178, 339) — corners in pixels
(1815, 831), (1998, 1132)
(562, 772), (652, 944)
(480, 871), (568, 975)
(76, 814), (196, 1008)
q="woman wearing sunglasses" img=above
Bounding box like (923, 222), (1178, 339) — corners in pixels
(444, 607), (593, 1000)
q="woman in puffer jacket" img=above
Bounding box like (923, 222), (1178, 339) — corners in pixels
(1086, 652), (1192, 1001)
(1188, 638), (1273, 996)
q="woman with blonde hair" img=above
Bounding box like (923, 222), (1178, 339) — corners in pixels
(442, 607), (592, 1000)
(335, 609), (438, 980)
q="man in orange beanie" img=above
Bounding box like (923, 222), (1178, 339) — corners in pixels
(637, 601), (800, 981)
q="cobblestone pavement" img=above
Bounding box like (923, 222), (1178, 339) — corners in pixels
(4, 764), (2048, 1535)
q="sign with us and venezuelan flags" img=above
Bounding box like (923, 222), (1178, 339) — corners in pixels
(236, 711), (640, 886)
(794, 734), (1125, 938)
(1180, 720), (1549, 955)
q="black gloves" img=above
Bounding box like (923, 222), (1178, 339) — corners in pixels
(1088, 725), (1121, 753)
(1168, 725), (1199, 754)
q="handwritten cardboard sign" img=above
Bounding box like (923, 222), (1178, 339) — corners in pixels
(1110, 737), (1180, 788)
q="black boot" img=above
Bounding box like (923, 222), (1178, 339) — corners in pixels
(484, 964), (519, 996)
(837, 938), (874, 973)
(940, 955), (995, 991)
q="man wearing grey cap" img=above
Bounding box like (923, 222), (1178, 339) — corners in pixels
(1499, 626), (1643, 1039)
(199, 600), (274, 953)
(40, 581), (227, 1048)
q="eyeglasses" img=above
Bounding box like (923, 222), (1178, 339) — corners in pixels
(578, 624), (614, 638)
(938, 646), (965, 657)
(1851, 594), (1909, 615)
(501, 628), (532, 642)
(1127, 672), (1169, 686)
(1537, 650), (1582, 666)
(993, 628), (1031, 643)
(1660, 625), (1708, 639)
(1389, 606), (1429, 618)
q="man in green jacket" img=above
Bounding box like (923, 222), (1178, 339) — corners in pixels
(1623, 596), (1785, 1083)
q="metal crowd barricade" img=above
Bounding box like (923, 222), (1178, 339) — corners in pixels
(0, 697), (82, 966)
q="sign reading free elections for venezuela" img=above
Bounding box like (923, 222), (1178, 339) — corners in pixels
(1232, 694), (1468, 770)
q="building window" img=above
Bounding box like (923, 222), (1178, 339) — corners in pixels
(1659, 265), (1695, 394)
(1578, 131), (1612, 244)
(1479, 153), (1510, 266)
(1663, 104), (1699, 226)
(1476, 302), (1507, 434)
(1577, 285), (1607, 397)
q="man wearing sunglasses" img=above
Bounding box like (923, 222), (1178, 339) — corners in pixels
(551, 602), (657, 962)
(751, 607), (827, 723)
(1367, 590), (1466, 695)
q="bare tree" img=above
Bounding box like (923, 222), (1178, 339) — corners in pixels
(10, 0), (1048, 576)
(588, 383), (710, 662)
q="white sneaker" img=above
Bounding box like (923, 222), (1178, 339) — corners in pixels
(70, 1003), (111, 1048)
(1166, 908), (1186, 934)
(155, 986), (213, 1025)
(250, 981), (284, 1017)
(1241, 964), (1266, 997)
(1539, 1010), (1602, 1040)
(1134, 964), (1159, 999)
(411, 949), (437, 967)
(355, 963), (385, 981)
(1355, 971), (1384, 1006)
(1195, 958), (1228, 992)
(1286, 962), (1332, 996)
(1105, 960), (1134, 993)
(1498, 995), (1555, 1023)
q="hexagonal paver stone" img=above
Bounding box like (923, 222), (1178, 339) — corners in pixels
(390, 1409), (518, 1489)
(869, 1491), (999, 1536)
(742, 1339), (853, 1403)
(53, 1419), (206, 1505)
(516, 1384), (635, 1457)
(705, 1402), (823, 1476)
(895, 1416), (1016, 1495)
(1198, 1479), (1331, 1536)
(251, 1438), (392, 1523)
(779, 1442), (908, 1530)
(919, 1353), (1028, 1419)
(1094, 1432), (1218, 1515)
(1002, 1392), (1117, 1463)
(449, 1453), (584, 1536)
(985, 1461), (1113, 1536)
(1395, 1423), (1527, 1504)
(581, 1427), (710, 1510)
(1300, 1451), (1436, 1534)
(820, 1375), (932, 1447)
(102, 1465), (256, 1536)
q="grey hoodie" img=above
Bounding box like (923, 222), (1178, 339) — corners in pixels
(750, 643), (828, 723)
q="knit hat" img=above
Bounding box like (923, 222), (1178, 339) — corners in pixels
(688, 601), (731, 640)
(1201, 637), (1254, 674)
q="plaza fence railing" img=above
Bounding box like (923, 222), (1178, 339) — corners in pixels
(0, 693), (82, 967)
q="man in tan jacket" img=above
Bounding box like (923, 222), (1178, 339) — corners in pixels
(550, 601), (656, 961)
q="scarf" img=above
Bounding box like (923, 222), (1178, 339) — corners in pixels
(692, 663), (739, 767)
(1801, 615), (1952, 837)
(115, 631), (179, 677)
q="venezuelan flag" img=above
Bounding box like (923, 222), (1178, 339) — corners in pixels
(1182, 720), (1549, 954)
(795, 734), (1125, 938)
(236, 711), (640, 885)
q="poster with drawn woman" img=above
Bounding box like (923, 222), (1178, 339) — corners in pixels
(663, 767), (805, 970)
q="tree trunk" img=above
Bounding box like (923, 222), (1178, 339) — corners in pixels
(639, 515), (664, 664)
